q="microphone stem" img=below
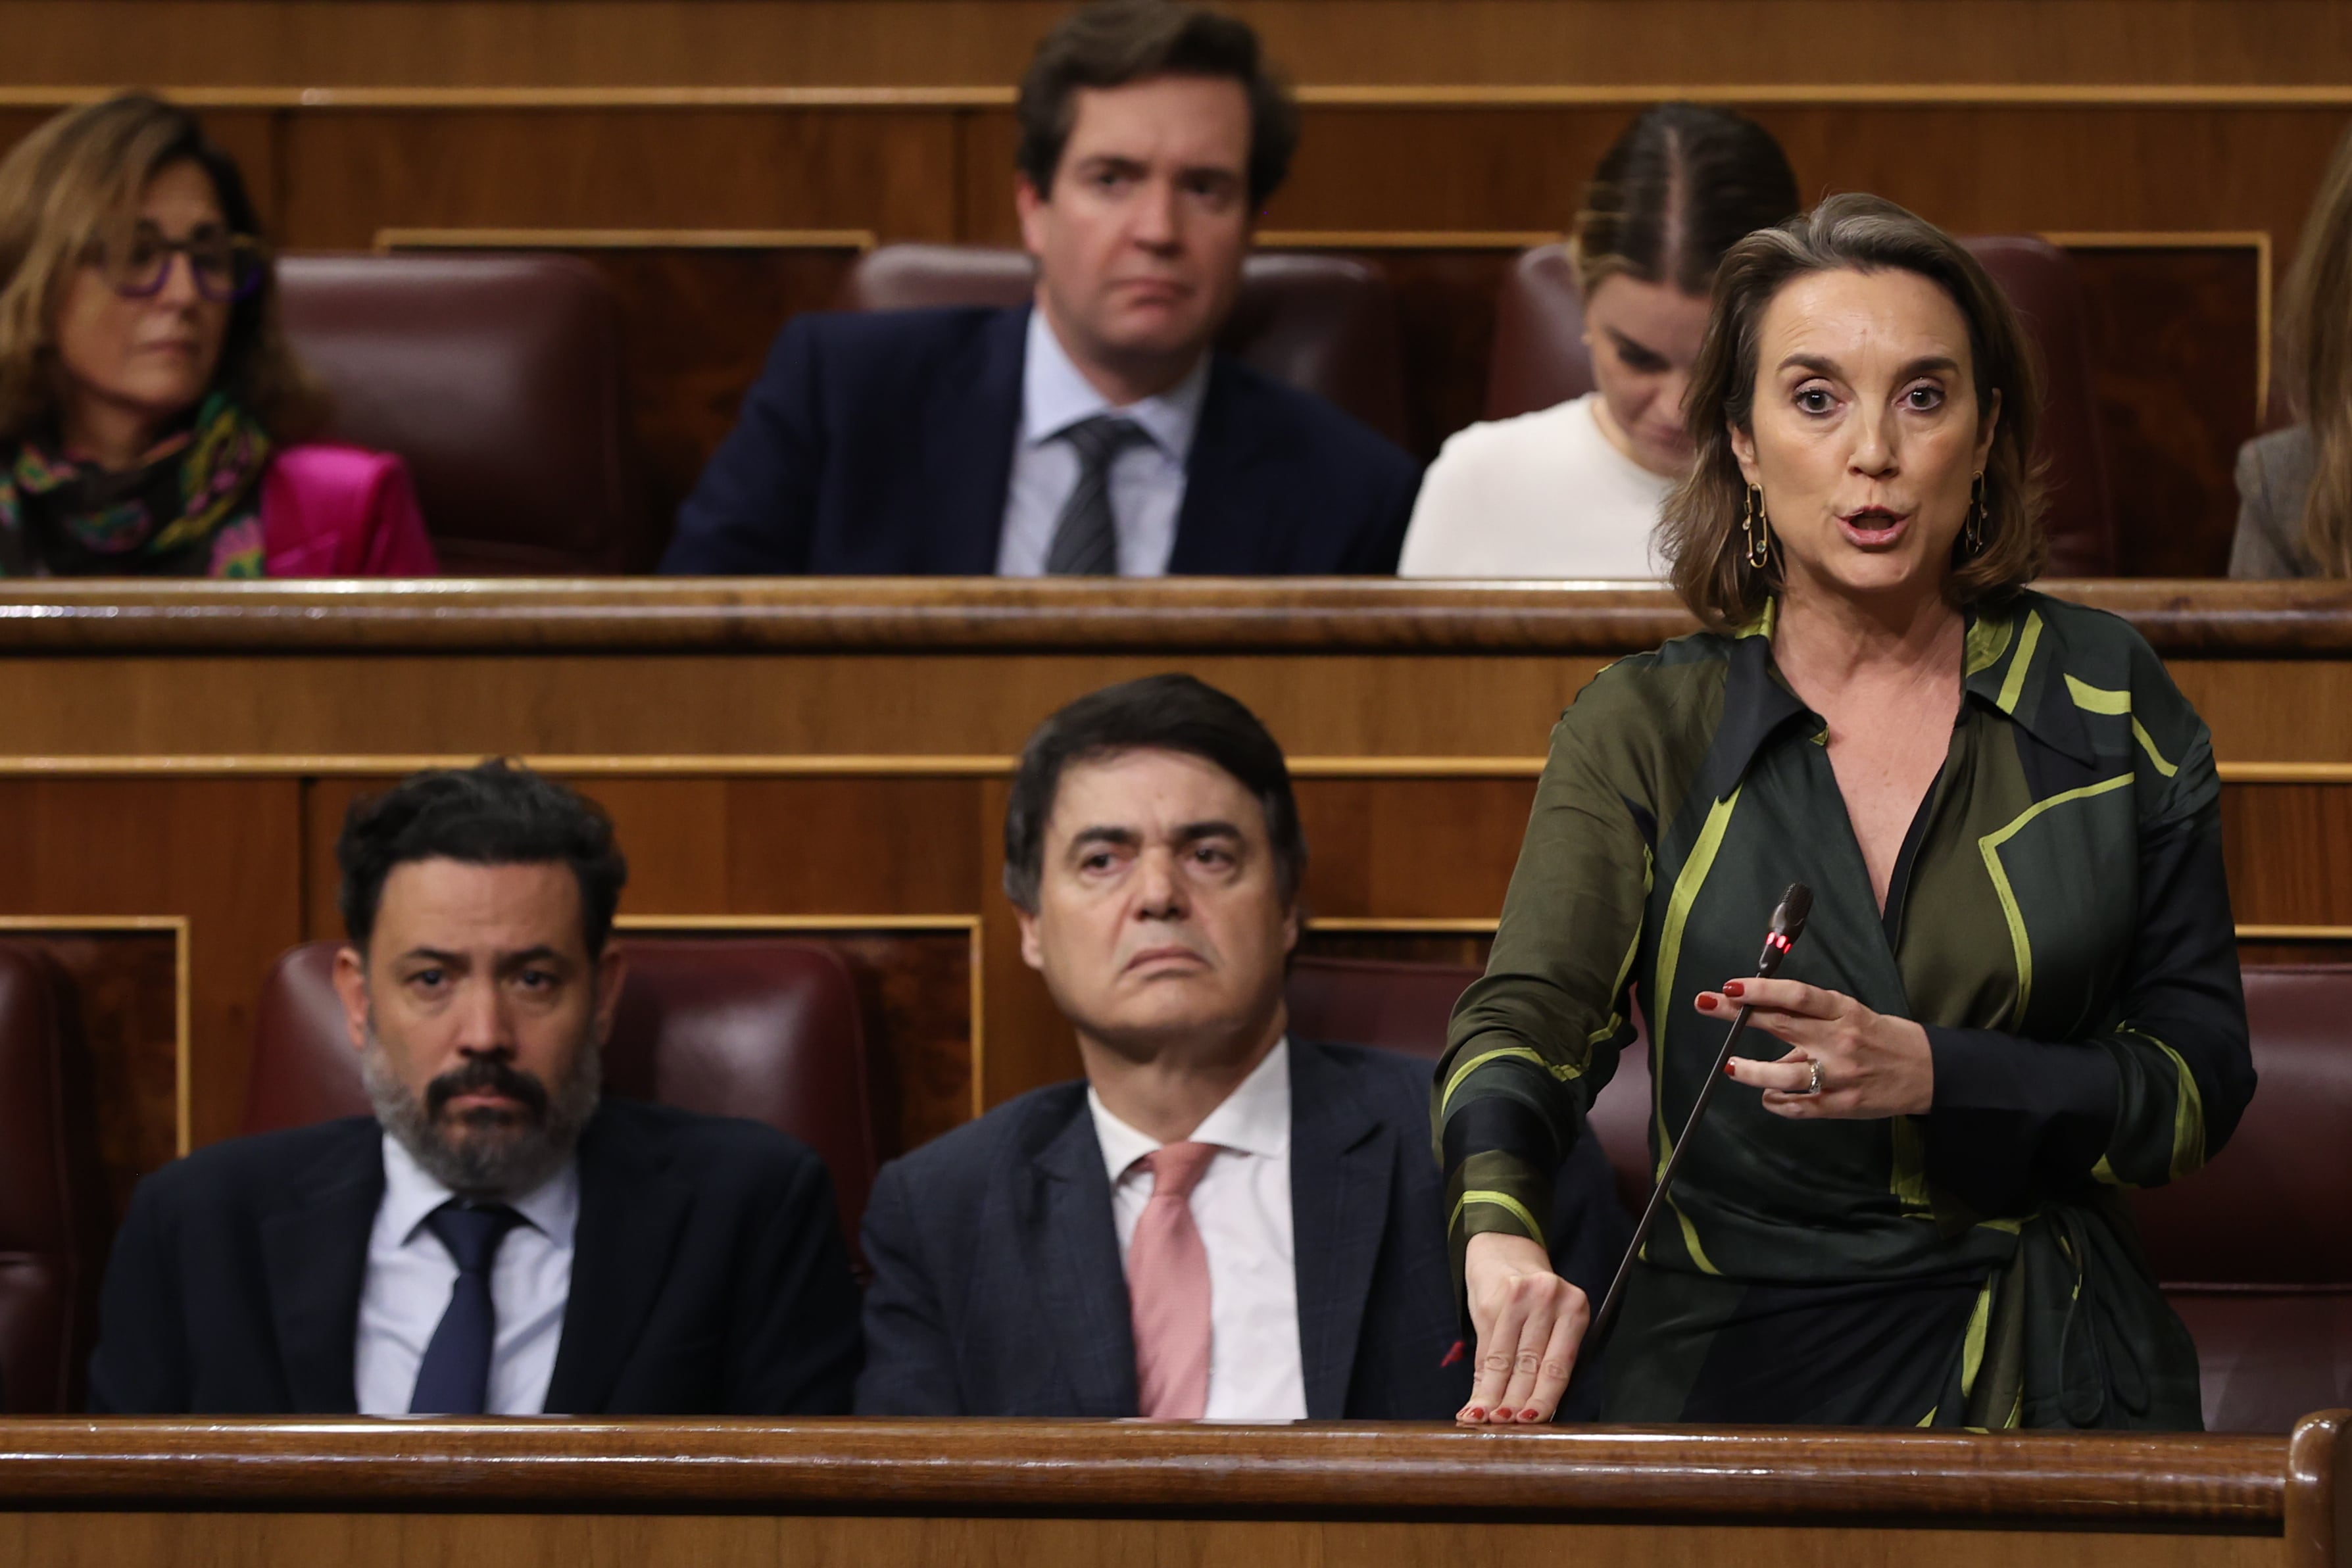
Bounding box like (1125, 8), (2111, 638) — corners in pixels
(1573, 997), (1763, 1388)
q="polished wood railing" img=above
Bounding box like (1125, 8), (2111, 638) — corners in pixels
(0, 1415), (2343, 1566)
(1, 577), (2350, 654)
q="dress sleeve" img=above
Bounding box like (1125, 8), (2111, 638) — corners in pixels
(2226, 437), (2297, 579)
(356, 455), (440, 576)
(1922, 670), (2255, 1219)
(1434, 677), (1655, 1262)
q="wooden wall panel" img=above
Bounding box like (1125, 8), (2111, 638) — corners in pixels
(0, 652), (1611, 758)
(577, 245), (867, 529)
(0, 1509), (2287, 1568)
(2220, 783), (2352, 930)
(276, 110), (964, 251)
(5, 1), (2352, 90)
(2, 929), (181, 1225)
(0, 781), (303, 1152)
(2072, 244), (2264, 576)
(1262, 104), (2352, 272)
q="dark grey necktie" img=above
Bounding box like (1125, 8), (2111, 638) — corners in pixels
(408, 1200), (525, 1415)
(1044, 414), (1151, 576)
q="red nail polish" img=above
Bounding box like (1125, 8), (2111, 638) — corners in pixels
(1696, 994), (1716, 1011)
(1724, 1060), (1736, 1076)
(1521, 1408), (1542, 1422)
(1463, 1407), (1484, 1421)
(1725, 980), (1745, 997)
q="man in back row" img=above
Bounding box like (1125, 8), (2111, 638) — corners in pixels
(661, 0), (1419, 577)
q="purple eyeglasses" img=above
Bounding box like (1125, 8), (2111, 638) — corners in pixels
(101, 228), (265, 303)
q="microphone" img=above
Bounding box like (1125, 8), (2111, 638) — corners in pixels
(1566, 883), (1813, 1392)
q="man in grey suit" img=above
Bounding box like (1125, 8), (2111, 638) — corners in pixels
(854, 675), (1627, 1419)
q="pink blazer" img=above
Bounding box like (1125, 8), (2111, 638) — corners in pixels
(258, 445), (440, 577)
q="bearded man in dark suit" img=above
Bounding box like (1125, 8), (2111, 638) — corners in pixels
(87, 762), (860, 1416)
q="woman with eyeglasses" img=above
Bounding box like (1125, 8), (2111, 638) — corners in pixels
(0, 95), (435, 576)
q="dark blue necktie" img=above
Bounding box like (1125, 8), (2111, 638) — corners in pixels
(1044, 414), (1150, 575)
(408, 1200), (525, 1415)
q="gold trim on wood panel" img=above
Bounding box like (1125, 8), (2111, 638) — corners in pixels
(14, 84), (2352, 112)
(0, 915), (192, 1156)
(0, 754), (1548, 778)
(2235, 925), (2352, 941)
(614, 914), (985, 1120)
(2217, 763), (2352, 783)
(1309, 918), (2333, 943)
(0, 754), (2344, 781)
(1258, 230), (1563, 250)
(0, 754), (1022, 777)
(376, 228), (879, 253)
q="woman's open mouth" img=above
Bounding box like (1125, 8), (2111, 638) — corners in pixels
(1838, 507), (1909, 548)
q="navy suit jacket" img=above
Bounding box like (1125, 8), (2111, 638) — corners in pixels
(86, 1098), (863, 1415)
(854, 1040), (1630, 1419)
(660, 306), (1421, 575)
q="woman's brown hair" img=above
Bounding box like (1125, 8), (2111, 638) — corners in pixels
(1661, 193), (2046, 629)
(1571, 103), (1801, 299)
(0, 93), (324, 446)
(2280, 120), (2352, 576)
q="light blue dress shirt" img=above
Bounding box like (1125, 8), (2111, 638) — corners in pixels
(995, 308), (1211, 577)
(353, 1132), (577, 1415)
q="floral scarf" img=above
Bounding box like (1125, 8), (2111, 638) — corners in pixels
(0, 392), (270, 577)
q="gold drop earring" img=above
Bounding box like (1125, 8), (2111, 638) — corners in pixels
(1742, 483), (1772, 570)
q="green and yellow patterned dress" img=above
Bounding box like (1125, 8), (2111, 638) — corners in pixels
(1436, 589), (2255, 1428)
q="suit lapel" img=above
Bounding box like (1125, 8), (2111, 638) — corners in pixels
(258, 1121), (383, 1414)
(1169, 357), (1285, 574)
(1287, 1042), (1394, 1420)
(1025, 1098), (1139, 1417)
(543, 1104), (693, 1415)
(920, 305), (1028, 573)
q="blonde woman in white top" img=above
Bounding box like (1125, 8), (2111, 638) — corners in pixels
(1401, 105), (1799, 578)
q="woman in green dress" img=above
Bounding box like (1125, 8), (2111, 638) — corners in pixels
(1439, 194), (2255, 1429)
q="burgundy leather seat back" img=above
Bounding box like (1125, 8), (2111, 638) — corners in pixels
(244, 938), (876, 1248)
(2131, 963), (2352, 1431)
(1482, 244), (1594, 423)
(0, 943), (104, 1413)
(1963, 237), (2117, 576)
(1482, 237), (2117, 576)
(276, 254), (644, 574)
(842, 244), (1410, 447)
(1285, 954), (1652, 1210)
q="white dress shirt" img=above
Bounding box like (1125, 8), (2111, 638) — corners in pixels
(996, 308), (1210, 577)
(1088, 1037), (1307, 1421)
(1398, 392), (1676, 578)
(353, 1133), (578, 1416)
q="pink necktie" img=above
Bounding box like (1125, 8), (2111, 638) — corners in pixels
(1127, 1140), (1219, 1419)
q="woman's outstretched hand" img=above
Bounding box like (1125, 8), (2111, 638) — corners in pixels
(1457, 1231), (1589, 1425)
(1699, 977), (1934, 1117)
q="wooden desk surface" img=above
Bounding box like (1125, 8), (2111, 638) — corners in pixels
(1, 1414), (2344, 1567)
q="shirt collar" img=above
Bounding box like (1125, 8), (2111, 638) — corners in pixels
(1703, 591), (2099, 800)
(1021, 305), (1210, 465)
(378, 1129), (580, 1251)
(1088, 1036), (1292, 1185)
(1957, 595), (2099, 766)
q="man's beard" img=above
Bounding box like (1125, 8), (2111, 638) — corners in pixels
(361, 1020), (602, 1200)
